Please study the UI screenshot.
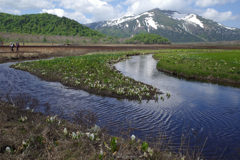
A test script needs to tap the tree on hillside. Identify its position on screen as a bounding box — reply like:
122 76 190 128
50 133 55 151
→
125 33 171 44
0 12 106 38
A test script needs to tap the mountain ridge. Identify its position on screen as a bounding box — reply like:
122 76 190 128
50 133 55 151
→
85 8 240 42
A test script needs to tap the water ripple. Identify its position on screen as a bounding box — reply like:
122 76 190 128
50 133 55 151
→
0 55 240 159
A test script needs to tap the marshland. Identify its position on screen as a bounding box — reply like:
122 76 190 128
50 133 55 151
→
0 47 240 159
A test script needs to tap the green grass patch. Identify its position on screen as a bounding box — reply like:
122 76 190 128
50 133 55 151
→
11 51 162 100
153 49 240 83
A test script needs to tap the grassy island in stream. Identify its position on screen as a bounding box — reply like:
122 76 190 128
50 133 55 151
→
153 49 240 85
11 52 162 101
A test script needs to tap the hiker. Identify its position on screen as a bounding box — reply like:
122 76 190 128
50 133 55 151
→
10 42 14 52
1 42 3 46
16 43 19 51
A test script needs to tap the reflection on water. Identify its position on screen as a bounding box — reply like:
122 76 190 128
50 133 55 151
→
115 55 240 159
0 55 240 159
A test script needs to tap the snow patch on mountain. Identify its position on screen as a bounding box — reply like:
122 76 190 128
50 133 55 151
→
102 12 155 27
218 23 236 30
136 20 141 27
145 17 158 32
167 12 204 28
181 14 204 28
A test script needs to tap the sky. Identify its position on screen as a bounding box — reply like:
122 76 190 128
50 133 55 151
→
0 0 240 28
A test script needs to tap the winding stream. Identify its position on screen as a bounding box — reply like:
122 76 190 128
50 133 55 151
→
0 55 240 159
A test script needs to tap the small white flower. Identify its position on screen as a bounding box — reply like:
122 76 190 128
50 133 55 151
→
86 132 90 137
131 135 135 141
147 147 154 157
19 116 27 122
6 147 11 153
76 131 83 138
143 152 148 158
26 107 30 110
58 121 61 126
100 149 103 156
22 141 26 145
50 117 53 122
91 125 100 133
64 128 68 136
72 132 77 139
90 133 94 141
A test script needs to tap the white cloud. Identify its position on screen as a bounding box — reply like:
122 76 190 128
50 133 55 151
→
0 8 21 14
41 9 92 23
202 8 239 21
0 0 239 26
1 0 54 10
195 0 236 8
123 0 194 16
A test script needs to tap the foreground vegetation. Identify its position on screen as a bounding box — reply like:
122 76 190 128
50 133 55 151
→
11 52 162 100
0 95 185 159
153 49 240 84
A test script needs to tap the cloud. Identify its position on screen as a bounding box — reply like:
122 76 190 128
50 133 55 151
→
1 0 54 10
0 8 21 14
123 0 193 15
202 8 239 21
41 9 92 24
195 0 236 7
58 0 124 22
1 0 239 26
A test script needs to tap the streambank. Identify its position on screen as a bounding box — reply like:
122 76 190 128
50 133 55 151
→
152 49 240 87
0 100 182 159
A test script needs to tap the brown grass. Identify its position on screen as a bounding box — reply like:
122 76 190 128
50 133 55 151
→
0 32 129 45
0 92 206 160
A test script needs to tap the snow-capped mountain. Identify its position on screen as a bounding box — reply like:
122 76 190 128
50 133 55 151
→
85 8 240 42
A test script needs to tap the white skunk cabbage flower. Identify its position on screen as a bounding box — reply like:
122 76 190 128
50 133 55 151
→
143 152 148 158
19 116 27 122
58 120 61 126
91 125 100 133
72 132 77 139
47 115 57 123
6 147 11 153
86 132 90 137
22 141 26 145
100 149 103 156
50 117 54 122
147 147 154 157
131 135 135 141
64 128 68 136
90 133 94 141
76 131 83 138
181 156 185 160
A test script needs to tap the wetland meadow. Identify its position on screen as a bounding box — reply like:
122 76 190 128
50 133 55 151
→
1 48 240 159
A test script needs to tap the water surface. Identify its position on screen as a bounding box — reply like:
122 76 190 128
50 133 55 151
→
0 55 240 159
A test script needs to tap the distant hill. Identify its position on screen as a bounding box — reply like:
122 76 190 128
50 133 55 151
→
125 33 171 44
85 8 240 43
0 12 105 37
